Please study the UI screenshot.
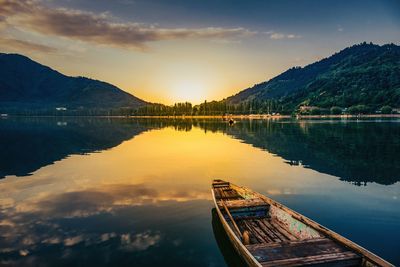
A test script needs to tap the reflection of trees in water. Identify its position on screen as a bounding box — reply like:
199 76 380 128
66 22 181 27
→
0 118 152 178
1 117 399 185
153 118 400 185
200 119 400 185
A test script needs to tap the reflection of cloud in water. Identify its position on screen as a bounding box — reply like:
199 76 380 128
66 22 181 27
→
42 237 62 245
64 236 84 246
0 198 15 209
19 249 29 256
0 183 206 258
22 184 208 217
101 232 117 242
120 231 161 251
1 222 160 256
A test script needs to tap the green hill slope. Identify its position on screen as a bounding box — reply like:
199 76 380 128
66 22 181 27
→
227 42 400 114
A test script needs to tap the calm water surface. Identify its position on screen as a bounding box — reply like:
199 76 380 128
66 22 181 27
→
0 118 399 266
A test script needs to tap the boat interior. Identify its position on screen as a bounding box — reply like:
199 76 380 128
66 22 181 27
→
212 180 363 267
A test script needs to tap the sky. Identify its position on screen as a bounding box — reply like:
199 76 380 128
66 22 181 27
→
0 0 399 104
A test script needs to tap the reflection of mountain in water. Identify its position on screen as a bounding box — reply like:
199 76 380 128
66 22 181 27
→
0 118 152 178
147 118 399 185
1 118 399 185
200 119 400 185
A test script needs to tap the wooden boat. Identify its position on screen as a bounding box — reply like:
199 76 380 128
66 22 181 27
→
211 179 394 267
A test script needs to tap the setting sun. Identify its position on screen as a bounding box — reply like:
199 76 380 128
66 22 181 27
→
172 80 206 103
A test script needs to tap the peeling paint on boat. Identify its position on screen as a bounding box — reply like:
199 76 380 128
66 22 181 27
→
269 205 322 239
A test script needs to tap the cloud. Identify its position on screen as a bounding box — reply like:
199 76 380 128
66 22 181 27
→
0 37 57 52
0 0 255 51
287 34 301 39
267 31 302 40
270 33 285 40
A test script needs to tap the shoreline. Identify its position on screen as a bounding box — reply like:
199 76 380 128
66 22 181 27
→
129 114 400 119
1 114 400 119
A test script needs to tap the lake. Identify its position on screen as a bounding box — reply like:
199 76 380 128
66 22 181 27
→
0 117 399 266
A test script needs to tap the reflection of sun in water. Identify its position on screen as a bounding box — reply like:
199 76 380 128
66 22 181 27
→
172 80 205 103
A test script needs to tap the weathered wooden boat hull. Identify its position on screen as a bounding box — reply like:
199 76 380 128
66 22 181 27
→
211 180 394 267
212 188 262 267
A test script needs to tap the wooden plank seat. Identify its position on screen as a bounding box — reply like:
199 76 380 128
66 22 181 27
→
260 252 361 267
219 199 270 219
246 238 361 267
214 187 241 199
238 218 298 244
213 180 230 188
222 198 268 209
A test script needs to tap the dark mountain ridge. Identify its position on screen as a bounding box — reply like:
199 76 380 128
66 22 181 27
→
0 53 147 110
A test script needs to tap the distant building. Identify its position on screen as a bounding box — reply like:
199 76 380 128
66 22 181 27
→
56 107 67 111
299 106 318 112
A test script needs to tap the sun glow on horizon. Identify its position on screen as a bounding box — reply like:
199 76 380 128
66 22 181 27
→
170 79 207 103
153 59 228 104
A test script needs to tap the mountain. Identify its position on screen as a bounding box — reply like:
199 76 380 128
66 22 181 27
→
226 42 400 113
0 53 147 111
